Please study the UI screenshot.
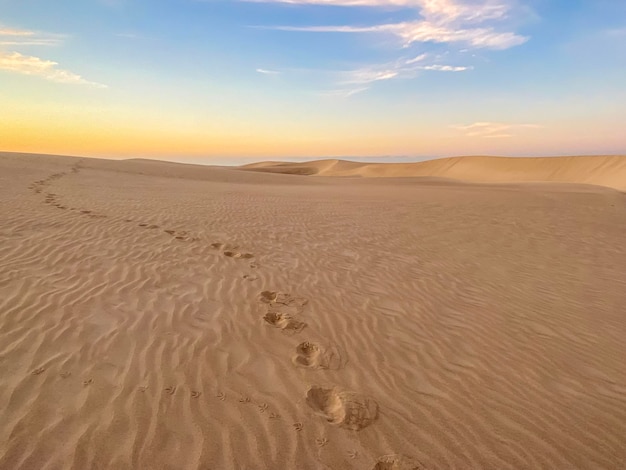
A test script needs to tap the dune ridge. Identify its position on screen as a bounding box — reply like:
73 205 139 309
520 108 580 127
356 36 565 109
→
241 155 626 191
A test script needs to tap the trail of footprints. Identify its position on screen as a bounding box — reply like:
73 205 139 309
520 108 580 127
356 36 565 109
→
29 162 107 219
254 289 421 468
26 165 419 468
28 167 257 257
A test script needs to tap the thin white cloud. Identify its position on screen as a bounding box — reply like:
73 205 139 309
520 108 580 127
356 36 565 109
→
272 20 526 49
340 53 470 85
245 0 528 93
453 122 541 137
319 86 370 98
0 28 34 36
0 26 65 46
246 0 509 23
0 51 107 88
405 52 428 64
256 68 281 74
340 68 398 84
421 64 471 71
254 0 527 49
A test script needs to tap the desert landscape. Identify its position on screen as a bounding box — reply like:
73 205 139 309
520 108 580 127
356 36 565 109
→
1 151 625 469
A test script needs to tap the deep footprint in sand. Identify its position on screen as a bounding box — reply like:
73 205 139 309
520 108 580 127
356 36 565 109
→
306 386 378 431
292 341 346 370
259 291 308 313
260 290 309 334
372 454 425 470
224 251 254 259
263 311 306 334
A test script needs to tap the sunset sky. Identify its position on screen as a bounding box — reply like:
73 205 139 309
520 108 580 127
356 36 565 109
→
1 0 625 162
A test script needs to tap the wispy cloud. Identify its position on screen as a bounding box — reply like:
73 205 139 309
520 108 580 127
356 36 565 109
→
0 26 65 47
452 121 541 138
246 0 508 22
421 64 470 71
0 51 107 88
339 52 470 85
272 21 526 49
256 68 281 74
319 86 370 98
256 0 528 49
245 1 527 94
405 52 428 64
1 25 106 88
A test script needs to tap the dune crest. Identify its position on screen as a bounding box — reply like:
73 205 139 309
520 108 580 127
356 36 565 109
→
241 155 626 190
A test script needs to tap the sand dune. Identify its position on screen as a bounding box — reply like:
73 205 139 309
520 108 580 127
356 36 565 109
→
1 151 626 469
242 155 626 191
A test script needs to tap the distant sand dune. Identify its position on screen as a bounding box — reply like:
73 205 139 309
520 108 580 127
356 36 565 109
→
241 155 626 191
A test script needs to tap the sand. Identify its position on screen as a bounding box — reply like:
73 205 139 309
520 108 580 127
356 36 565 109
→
1 151 625 469
242 155 626 191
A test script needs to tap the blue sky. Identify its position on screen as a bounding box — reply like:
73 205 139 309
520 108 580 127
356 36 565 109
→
1 0 625 161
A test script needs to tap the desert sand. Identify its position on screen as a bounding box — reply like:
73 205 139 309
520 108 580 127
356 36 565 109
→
1 151 625 470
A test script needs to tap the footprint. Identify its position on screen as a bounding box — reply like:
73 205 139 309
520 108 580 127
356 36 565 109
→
164 230 176 235
258 403 268 413
191 391 201 398
293 341 321 368
147 224 159 229
263 311 306 334
239 396 251 404
138 386 148 393
210 242 224 250
293 422 303 432
260 290 308 334
83 379 94 386
306 386 378 431
260 291 308 311
260 291 277 303
269 413 281 420
217 391 226 401
348 450 358 459
165 386 177 395
224 251 254 260
372 454 425 470
293 341 345 370
31 367 46 376
243 274 258 281
81 210 92 214
316 437 329 448
59 371 71 379
138 223 148 227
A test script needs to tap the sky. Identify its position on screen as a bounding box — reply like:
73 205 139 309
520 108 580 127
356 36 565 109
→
1 0 625 163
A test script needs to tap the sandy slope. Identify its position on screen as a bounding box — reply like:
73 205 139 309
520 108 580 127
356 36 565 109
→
242 155 626 191
1 152 626 470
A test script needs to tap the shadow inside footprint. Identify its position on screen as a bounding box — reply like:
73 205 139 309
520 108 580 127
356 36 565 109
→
263 312 306 334
224 251 254 259
306 386 378 431
373 454 425 470
293 341 345 370
260 291 278 303
294 342 322 367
